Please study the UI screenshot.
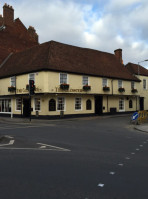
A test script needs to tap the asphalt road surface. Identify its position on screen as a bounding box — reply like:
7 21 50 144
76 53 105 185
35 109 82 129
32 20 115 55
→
0 115 147 199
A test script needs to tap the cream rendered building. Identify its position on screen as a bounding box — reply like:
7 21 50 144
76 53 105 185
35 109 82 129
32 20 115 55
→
0 41 145 119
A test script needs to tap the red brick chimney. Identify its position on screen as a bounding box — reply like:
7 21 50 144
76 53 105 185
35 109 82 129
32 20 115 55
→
3 3 14 26
28 26 38 42
114 49 123 64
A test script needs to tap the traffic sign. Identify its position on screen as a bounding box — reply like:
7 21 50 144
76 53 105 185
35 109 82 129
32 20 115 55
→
132 112 139 121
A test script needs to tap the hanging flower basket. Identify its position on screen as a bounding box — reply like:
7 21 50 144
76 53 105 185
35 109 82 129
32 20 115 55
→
118 87 125 93
60 83 69 90
103 86 110 91
83 85 91 91
131 88 138 93
8 86 16 92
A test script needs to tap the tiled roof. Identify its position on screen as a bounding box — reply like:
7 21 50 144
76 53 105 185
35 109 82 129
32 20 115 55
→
0 41 140 81
126 62 148 76
0 18 38 64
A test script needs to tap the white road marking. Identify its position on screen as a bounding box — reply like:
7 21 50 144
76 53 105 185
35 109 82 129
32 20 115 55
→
5 135 14 139
136 148 140 151
139 145 143 147
143 142 146 144
37 143 71 151
131 152 135 155
118 163 124 166
109 172 115 175
0 139 15 146
0 147 70 151
98 183 104 187
125 157 130 160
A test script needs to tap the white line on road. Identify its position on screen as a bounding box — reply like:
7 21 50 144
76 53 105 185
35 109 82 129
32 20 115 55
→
0 147 70 151
118 163 124 166
98 183 104 187
0 139 15 147
37 143 71 151
109 172 115 175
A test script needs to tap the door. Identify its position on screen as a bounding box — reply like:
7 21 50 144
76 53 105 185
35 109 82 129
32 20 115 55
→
95 96 103 115
140 97 144 110
23 98 30 117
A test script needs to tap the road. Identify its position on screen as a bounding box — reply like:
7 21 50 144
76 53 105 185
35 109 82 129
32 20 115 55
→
0 116 147 199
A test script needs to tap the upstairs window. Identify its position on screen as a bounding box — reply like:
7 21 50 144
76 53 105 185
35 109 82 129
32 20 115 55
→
29 73 35 83
143 79 147 90
10 76 16 87
60 73 67 84
82 76 88 86
118 80 123 88
131 81 135 89
102 78 108 87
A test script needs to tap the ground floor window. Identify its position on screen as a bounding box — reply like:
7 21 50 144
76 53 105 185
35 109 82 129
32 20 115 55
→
34 98 40 111
49 99 56 111
75 98 81 110
119 98 124 111
86 99 92 110
57 97 65 111
129 99 133 109
0 99 11 113
16 98 22 111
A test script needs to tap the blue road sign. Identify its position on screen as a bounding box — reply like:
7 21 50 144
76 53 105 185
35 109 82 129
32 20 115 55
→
132 112 139 121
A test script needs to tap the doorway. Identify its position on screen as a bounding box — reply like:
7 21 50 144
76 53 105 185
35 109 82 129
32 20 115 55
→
23 98 30 117
140 97 144 110
95 96 103 115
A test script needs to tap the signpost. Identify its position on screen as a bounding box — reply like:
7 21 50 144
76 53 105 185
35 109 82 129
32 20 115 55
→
131 112 139 121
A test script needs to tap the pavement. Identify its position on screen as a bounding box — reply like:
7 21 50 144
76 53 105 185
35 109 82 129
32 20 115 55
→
0 114 148 133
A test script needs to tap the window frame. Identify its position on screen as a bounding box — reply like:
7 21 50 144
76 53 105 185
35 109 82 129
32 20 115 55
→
86 99 92 110
57 97 65 111
119 98 125 112
15 98 22 111
29 73 35 84
10 76 16 87
75 97 82 111
60 73 68 85
49 99 56 111
0 99 11 113
102 78 108 87
131 81 135 89
118 80 123 88
143 79 147 90
82 76 89 86
34 98 41 111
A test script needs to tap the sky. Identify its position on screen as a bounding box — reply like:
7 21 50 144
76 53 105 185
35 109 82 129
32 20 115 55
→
1 0 148 68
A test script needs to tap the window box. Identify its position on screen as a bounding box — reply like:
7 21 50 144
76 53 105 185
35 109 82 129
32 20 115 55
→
131 88 138 93
60 83 69 90
83 85 91 91
103 86 110 91
118 87 125 93
8 86 16 92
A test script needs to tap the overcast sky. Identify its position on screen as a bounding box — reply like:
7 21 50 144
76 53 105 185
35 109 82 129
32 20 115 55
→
1 0 148 67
